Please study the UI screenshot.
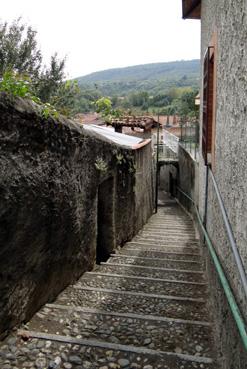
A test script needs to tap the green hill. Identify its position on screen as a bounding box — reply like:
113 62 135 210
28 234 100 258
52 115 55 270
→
76 59 200 96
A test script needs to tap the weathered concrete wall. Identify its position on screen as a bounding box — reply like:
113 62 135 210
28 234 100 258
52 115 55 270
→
0 93 154 336
198 1 247 367
159 164 178 194
177 145 199 217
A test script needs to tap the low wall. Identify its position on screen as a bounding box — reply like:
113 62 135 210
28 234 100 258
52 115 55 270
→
0 93 153 336
177 144 199 216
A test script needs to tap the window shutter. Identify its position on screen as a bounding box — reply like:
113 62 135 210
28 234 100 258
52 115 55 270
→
202 46 214 165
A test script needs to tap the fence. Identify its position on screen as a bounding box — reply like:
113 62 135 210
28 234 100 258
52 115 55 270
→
179 120 199 160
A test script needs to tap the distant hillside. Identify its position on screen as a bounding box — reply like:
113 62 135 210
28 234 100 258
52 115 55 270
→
76 60 200 96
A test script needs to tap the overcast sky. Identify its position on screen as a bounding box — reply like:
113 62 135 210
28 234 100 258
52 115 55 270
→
1 0 201 78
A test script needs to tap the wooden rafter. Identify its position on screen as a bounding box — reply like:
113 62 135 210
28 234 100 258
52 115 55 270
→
182 0 201 19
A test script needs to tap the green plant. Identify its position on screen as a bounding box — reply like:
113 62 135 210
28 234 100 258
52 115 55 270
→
0 70 59 119
128 163 137 174
116 153 124 165
94 96 124 123
0 19 79 117
0 71 33 98
95 157 108 173
41 103 59 119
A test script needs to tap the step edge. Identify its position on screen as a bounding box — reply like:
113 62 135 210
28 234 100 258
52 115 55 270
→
46 303 212 326
84 271 207 285
110 254 202 264
101 262 204 274
72 285 206 303
17 330 213 364
121 248 200 257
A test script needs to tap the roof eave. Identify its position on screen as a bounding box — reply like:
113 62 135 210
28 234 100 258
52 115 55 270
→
182 0 201 19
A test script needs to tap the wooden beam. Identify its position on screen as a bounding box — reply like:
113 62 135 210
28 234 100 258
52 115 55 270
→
182 0 201 19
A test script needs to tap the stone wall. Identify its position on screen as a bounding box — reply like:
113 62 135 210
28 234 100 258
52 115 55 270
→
198 1 247 367
0 93 154 336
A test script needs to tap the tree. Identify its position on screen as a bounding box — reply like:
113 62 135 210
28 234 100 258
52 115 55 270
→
0 18 42 79
178 90 199 118
95 97 123 122
36 53 66 103
0 18 79 117
95 97 112 117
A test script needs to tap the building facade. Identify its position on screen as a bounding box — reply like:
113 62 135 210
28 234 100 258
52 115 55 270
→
182 1 247 368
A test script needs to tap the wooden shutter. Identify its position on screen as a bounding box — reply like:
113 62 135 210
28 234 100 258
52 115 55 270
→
202 46 214 165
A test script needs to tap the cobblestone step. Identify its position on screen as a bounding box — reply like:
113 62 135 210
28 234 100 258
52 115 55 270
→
144 226 195 232
131 239 199 248
76 272 207 298
95 263 205 282
143 223 194 229
139 230 196 237
0 203 217 368
0 331 214 369
107 255 203 271
55 286 208 321
24 304 213 357
119 247 201 261
134 235 197 243
125 241 200 254
127 241 200 252
148 213 193 224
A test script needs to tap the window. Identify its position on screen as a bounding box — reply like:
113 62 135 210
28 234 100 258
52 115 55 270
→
202 46 215 165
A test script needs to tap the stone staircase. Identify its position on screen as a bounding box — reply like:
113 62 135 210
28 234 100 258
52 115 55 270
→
0 204 217 369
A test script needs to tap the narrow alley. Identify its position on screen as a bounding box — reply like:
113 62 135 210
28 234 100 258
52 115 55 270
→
0 199 216 369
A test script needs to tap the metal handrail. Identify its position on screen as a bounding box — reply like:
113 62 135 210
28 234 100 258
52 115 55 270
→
209 168 247 299
176 186 247 350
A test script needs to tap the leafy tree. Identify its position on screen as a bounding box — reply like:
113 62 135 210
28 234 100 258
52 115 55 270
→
95 97 123 122
35 53 66 103
177 90 199 118
0 18 42 79
95 97 112 117
49 80 80 116
0 18 79 117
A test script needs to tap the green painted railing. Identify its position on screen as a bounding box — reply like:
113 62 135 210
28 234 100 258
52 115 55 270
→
176 186 247 351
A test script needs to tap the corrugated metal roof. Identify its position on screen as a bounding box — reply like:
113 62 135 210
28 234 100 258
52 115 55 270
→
83 124 150 149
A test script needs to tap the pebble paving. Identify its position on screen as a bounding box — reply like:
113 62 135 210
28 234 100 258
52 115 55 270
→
95 264 205 283
0 337 213 369
118 248 201 261
55 288 208 322
106 255 202 271
0 204 217 368
25 306 213 355
75 274 207 298
126 241 200 252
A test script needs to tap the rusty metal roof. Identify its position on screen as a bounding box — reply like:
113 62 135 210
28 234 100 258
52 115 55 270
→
182 0 201 19
110 116 158 130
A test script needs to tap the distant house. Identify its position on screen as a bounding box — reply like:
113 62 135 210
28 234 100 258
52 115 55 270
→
182 1 247 368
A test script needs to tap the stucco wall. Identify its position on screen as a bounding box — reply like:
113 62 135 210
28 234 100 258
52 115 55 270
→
177 145 199 216
0 93 154 336
198 1 247 367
